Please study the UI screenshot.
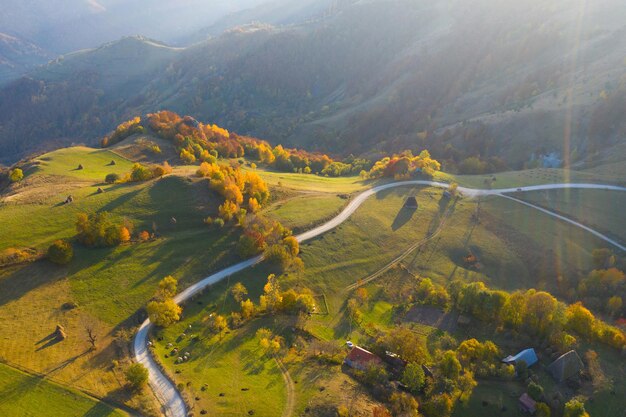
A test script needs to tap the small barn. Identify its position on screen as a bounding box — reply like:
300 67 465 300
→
548 350 583 383
383 351 407 371
519 392 537 414
403 196 418 209
344 346 383 371
502 348 538 368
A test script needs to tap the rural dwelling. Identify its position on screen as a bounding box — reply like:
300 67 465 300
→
344 346 383 371
519 392 537 414
502 348 538 368
548 350 584 383
403 196 418 209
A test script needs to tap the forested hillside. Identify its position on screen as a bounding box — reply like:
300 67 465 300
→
1 0 624 172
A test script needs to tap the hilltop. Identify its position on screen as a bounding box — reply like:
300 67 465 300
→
0 0 625 172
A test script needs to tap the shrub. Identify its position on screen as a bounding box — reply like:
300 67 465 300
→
153 162 172 177
527 381 544 401
105 173 120 184
9 168 23 182
564 397 589 417
130 163 154 182
138 231 151 241
180 149 196 164
401 362 426 394
47 240 73 265
125 363 148 390
0 247 33 265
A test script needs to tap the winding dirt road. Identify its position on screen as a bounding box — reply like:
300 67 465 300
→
134 181 626 417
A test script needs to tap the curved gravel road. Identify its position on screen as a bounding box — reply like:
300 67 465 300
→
134 180 626 417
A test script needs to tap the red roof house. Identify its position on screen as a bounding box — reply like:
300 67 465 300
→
344 346 383 371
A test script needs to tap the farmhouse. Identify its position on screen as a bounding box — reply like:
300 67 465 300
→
518 392 537 414
344 346 383 371
502 348 538 368
548 350 583 383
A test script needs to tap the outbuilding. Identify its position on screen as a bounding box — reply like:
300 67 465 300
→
519 392 537 414
548 350 583 383
502 348 538 368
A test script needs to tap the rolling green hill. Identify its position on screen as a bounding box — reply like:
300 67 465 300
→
1 0 625 172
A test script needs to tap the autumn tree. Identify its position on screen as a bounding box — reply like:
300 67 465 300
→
248 197 260 213
283 236 299 256
47 240 73 265
241 299 255 320
231 282 248 303
120 226 131 242
209 314 228 338
218 200 238 222
439 350 461 379
147 299 182 327
157 276 178 300
180 148 196 164
377 327 427 363
563 398 589 417
262 274 282 313
9 168 24 182
566 302 596 337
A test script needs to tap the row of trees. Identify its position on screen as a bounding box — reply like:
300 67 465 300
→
366 150 441 179
104 111 444 178
105 162 173 185
75 212 132 247
449 281 626 350
100 117 144 147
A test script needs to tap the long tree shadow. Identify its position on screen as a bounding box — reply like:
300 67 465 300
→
0 368 43 407
35 331 63 351
0 262 67 308
96 189 142 213
82 402 118 417
391 206 417 231
45 350 92 375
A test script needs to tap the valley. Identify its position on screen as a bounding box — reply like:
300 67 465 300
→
1 1 625 415
0 120 624 416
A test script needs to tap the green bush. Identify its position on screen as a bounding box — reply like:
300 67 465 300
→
47 240 74 265
125 363 148 390
105 173 120 184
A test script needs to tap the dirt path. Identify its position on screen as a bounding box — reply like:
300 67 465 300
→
275 357 295 417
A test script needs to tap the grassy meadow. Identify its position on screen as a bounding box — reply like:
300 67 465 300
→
0 362 127 417
151 176 625 416
517 188 626 242
2 142 625 416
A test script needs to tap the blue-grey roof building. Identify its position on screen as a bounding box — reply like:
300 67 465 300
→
502 348 538 368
